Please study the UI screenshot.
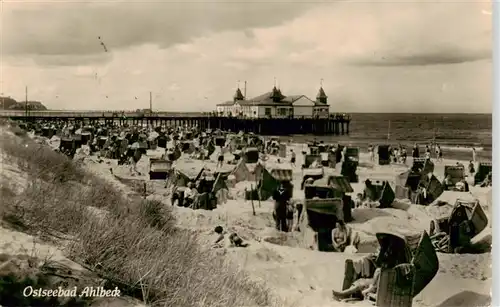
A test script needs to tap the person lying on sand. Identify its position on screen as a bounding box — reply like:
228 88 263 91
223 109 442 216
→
213 226 248 248
332 267 381 301
229 233 248 247
480 172 492 187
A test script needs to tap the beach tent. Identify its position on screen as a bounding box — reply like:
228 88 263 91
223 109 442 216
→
230 160 252 182
296 197 344 251
418 174 444 205
165 169 192 190
363 180 395 208
212 173 228 195
256 167 279 200
252 162 266 182
444 165 465 185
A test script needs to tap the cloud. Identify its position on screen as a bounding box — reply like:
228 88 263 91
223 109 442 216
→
348 49 491 67
1 0 492 113
2 0 318 65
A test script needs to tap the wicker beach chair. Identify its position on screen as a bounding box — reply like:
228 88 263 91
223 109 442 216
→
341 218 439 307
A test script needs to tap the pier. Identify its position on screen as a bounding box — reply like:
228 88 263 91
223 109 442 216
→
0 110 351 136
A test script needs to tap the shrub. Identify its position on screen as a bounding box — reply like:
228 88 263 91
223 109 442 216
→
0 123 277 307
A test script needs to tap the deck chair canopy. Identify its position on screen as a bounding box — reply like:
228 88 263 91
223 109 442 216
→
328 176 354 193
372 217 439 299
270 168 293 182
396 171 421 191
149 159 173 172
302 167 324 177
345 147 360 157
444 165 465 184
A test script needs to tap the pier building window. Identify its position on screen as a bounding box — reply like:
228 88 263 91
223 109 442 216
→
277 108 288 116
265 108 272 116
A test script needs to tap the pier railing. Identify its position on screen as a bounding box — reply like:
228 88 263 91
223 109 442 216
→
1 110 351 136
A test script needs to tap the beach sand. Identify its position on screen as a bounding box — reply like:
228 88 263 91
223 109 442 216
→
1 129 492 307
105 141 492 307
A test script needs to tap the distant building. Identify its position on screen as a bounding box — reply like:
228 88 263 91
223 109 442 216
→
216 85 329 118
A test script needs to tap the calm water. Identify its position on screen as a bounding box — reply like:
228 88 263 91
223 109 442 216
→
348 113 492 147
285 113 492 161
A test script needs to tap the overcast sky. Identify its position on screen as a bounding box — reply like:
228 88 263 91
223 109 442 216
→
1 0 492 113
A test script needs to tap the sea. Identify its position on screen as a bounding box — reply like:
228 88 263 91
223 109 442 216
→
285 113 492 161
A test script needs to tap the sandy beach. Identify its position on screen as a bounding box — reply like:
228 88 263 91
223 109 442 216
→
84 139 492 307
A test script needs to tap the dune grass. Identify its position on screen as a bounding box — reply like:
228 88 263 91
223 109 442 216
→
0 124 276 307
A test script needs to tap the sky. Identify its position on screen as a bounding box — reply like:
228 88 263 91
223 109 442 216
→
1 0 493 113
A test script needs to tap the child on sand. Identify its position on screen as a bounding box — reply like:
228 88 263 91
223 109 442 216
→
213 226 225 248
213 226 247 248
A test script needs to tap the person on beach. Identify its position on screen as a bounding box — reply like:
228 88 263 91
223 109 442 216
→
332 221 349 252
213 226 225 248
354 193 363 208
443 175 454 191
424 145 431 160
412 144 420 159
401 147 407 164
472 147 476 162
184 182 198 207
368 144 375 161
273 182 291 232
229 232 247 247
468 161 475 175
290 149 296 166
217 148 224 168
436 145 443 162
480 172 492 187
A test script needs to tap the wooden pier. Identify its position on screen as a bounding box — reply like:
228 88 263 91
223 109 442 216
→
0 111 351 136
